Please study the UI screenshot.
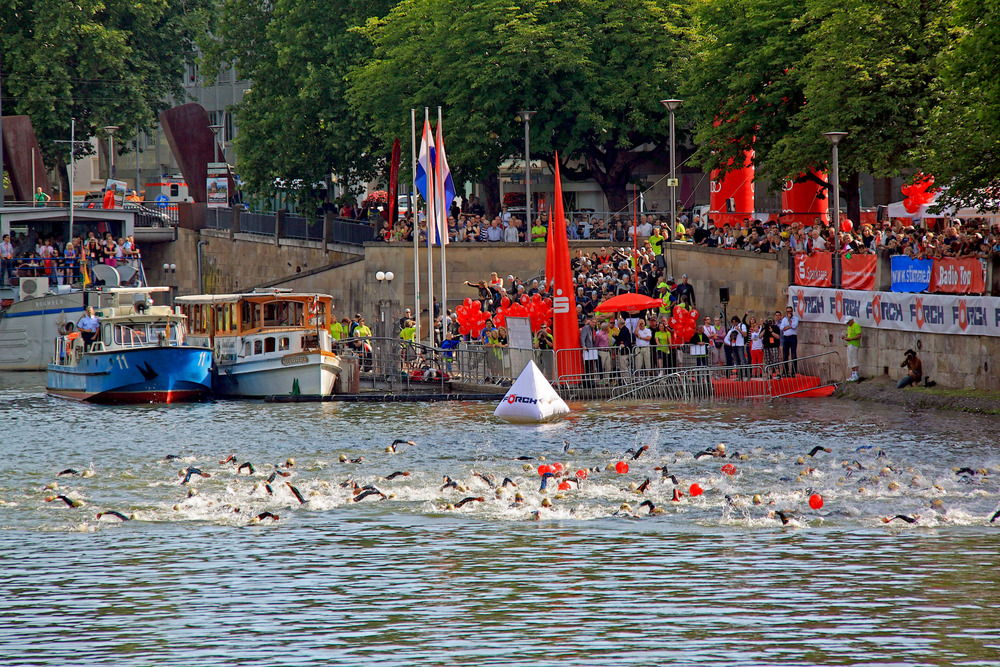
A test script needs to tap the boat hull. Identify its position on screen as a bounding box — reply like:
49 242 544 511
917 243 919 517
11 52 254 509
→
47 347 212 404
0 293 86 371
214 352 340 398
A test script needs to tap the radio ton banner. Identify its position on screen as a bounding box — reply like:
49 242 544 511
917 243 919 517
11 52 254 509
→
840 253 876 290
928 257 986 294
789 286 1000 337
794 252 832 287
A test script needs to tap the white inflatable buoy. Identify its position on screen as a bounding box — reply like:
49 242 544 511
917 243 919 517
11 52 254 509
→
494 360 570 423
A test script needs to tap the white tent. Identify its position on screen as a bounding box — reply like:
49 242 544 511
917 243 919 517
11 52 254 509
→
887 192 1000 219
494 360 570 423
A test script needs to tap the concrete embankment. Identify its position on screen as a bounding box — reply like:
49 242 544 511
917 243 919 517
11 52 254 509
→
835 376 1000 415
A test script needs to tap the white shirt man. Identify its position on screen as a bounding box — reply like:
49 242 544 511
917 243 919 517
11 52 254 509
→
637 217 653 237
633 319 652 371
503 219 520 243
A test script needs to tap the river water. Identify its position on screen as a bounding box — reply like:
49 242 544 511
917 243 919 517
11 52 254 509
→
2 372 1000 666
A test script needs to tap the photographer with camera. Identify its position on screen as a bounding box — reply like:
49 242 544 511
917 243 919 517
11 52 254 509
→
897 349 923 389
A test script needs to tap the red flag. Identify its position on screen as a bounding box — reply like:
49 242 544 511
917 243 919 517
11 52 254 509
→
387 139 401 232
549 153 583 380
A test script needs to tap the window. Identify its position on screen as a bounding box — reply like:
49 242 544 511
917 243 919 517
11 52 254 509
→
254 340 262 355
278 337 289 351
170 184 179 197
244 342 251 357
264 337 275 353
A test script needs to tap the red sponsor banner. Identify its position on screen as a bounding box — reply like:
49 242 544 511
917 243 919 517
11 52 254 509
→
794 252 832 287
929 257 986 294
841 253 876 290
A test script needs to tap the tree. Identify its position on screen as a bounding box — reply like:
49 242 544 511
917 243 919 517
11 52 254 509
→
767 0 951 221
202 0 397 201
0 0 209 193
683 0 812 182
920 0 1000 211
349 0 692 213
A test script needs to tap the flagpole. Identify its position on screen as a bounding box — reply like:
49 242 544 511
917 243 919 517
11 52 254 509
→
411 109 421 345
633 184 638 294
424 107 435 347
438 106 448 340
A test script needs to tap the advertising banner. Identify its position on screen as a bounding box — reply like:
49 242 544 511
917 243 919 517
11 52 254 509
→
789 286 1000 337
794 252 833 287
890 256 933 292
928 257 986 294
206 176 228 209
841 254 877 291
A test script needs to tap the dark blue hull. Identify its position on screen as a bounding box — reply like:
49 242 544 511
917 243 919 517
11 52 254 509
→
47 346 212 404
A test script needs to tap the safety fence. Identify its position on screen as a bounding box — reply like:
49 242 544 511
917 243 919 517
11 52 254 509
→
204 207 377 246
327 335 841 401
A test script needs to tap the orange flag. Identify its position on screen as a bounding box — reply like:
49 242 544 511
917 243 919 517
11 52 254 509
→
549 153 583 380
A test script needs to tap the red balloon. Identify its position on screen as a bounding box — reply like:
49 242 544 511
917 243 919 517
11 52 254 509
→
809 494 824 510
575 469 588 480
689 483 703 496
691 309 699 321
472 300 481 311
558 481 571 491
721 463 736 476
459 325 469 335
501 296 511 308
552 462 564 473
543 298 552 307
531 293 541 303
520 295 529 305
840 219 853 233
615 461 629 474
538 464 553 476
463 298 472 308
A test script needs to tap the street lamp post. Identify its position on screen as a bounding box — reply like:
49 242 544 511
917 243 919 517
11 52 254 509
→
209 124 224 164
517 111 536 232
375 270 395 338
660 99 682 242
102 126 119 180
823 131 848 288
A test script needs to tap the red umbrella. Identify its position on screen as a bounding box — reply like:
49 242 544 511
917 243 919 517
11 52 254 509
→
594 293 663 313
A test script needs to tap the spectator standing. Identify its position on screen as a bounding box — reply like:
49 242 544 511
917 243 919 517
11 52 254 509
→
580 317 597 375
614 316 635 374
595 321 611 377
842 315 861 382
0 234 13 286
531 220 546 243
762 315 782 374
675 274 695 307
35 187 52 207
780 306 799 376
634 318 652 371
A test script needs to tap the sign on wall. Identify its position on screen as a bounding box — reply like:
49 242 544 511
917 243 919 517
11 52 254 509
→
789 286 1000 337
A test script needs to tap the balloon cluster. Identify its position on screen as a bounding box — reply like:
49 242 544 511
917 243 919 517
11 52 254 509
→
492 294 553 332
455 298 492 338
667 305 700 345
902 173 936 214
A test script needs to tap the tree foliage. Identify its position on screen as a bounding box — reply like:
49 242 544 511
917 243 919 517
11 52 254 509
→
203 0 397 198
349 0 692 212
0 0 208 180
920 0 1000 210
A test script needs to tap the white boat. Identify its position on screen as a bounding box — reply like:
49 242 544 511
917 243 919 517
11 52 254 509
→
175 290 342 398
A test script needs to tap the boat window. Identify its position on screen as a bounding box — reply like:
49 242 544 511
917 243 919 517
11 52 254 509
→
242 301 255 331
279 336 290 351
149 324 178 345
303 334 319 350
105 323 114 345
244 341 251 357
254 340 262 355
264 337 275 353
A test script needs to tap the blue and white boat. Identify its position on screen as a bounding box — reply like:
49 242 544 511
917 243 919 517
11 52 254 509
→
46 287 212 403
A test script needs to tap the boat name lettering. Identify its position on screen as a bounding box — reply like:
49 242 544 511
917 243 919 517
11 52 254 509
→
281 354 309 366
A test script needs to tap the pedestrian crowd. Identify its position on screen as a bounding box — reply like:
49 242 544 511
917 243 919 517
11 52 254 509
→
0 230 140 287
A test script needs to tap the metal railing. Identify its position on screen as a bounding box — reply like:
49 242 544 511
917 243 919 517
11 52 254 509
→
241 211 278 236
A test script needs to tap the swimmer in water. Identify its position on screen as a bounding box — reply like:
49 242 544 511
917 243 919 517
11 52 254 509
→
165 454 183 461
219 455 237 464
391 439 417 447
287 483 306 504
630 445 650 461
511 492 525 507
883 514 919 524
671 489 683 502
57 468 80 477
636 478 651 494
255 512 279 521
501 477 517 488
46 494 83 508
385 471 411 481
807 446 832 457
473 472 496 488
662 473 679 485
454 497 485 508
353 488 386 502
440 476 459 491
638 500 657 514
539 472 555 491
990 509 1000 523
238 462 255 475
96 510 130 521
264 483 273 495
954 467 977 476
773 510 791 525
179 467 210 485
